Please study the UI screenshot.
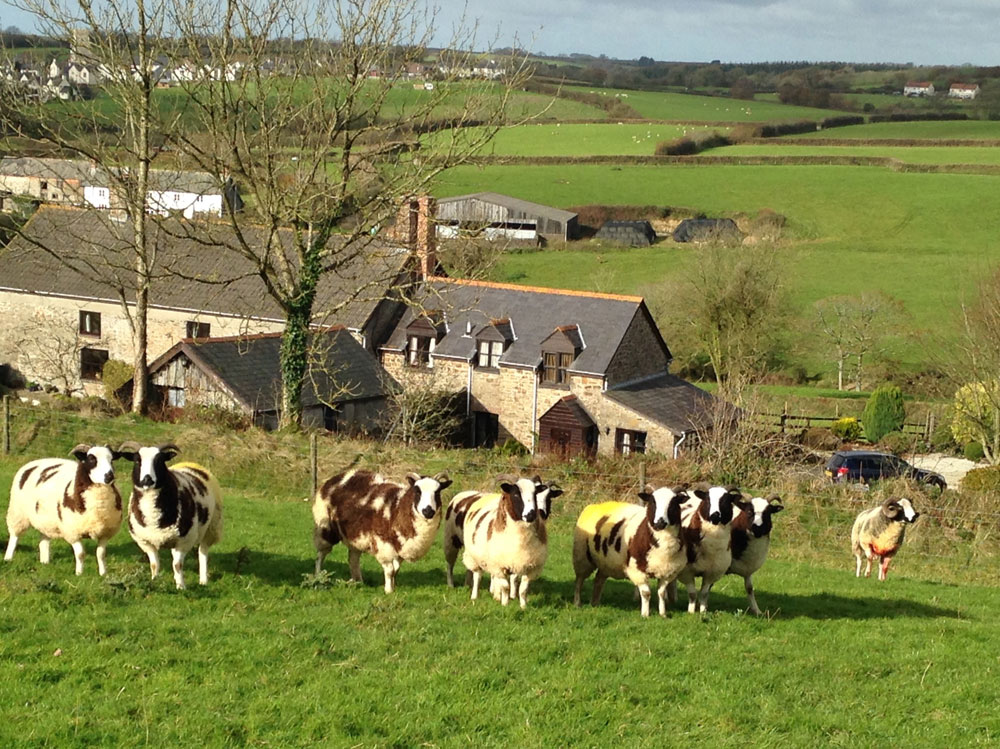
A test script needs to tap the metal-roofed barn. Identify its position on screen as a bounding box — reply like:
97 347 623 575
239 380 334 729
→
435 192 579 242
594 220 657 247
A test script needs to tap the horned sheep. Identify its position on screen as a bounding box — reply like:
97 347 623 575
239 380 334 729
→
118 443 224 589
572 484 689 618
4 445 123 576
851 497 920 581
312 467 452 593
727 495 784 615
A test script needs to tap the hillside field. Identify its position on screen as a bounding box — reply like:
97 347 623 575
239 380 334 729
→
1 406 998 746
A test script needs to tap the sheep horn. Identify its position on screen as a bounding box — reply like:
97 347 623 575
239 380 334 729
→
69 444 91 459
118 441 141 454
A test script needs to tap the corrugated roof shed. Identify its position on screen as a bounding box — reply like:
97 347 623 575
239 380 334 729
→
437 192 578 224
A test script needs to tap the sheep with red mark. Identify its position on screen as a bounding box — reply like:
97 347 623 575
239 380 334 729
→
461 477 545 608
572 485 689 618
727 495 784 615
313 467 452 593
4 445 123 576
852 497 919 581
673 484 745 614
117 443 224 589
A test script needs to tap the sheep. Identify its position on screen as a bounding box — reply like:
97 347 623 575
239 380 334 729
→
312 467 452 593
852 497 920 581
461 477 544 608
673 484 745 614
117 443 224 590
4 444 123 576
727 495 784 615
572 484 689 618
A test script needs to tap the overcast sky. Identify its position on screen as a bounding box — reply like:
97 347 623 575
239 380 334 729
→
3 0 999 66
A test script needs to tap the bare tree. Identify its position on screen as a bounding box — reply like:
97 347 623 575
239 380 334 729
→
812 292 904 391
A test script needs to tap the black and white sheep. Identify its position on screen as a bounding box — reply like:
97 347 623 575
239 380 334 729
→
727 494 784 615
851 497 919 581
117 443 224 589
4 445 123 575
312 467 452 593
572 485 689 618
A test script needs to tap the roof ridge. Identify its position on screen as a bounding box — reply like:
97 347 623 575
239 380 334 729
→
182 325 346 345
426 276 643 303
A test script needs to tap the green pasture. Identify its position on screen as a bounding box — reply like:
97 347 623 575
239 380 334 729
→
565 86 847 122
1 407 999 746
793 119 1000 140
708 143 1000 165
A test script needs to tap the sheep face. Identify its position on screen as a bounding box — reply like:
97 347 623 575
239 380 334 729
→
535 480 563 521
405 472 452 520
500 476 540 523
70 444 119 485
638 485 687 530
693 485 741 525
882 497 919 524
747 495 784 538
118 443 179 489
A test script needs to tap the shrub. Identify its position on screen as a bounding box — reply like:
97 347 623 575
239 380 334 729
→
961 466 1000 493
880 430 916 456
820 115 865 129
800 427 839 450
930 420 959 453
831 417 863 442
655 130 730 156
102 359 133 411
754 120 818 138
964 442 985 461
862 385 906 443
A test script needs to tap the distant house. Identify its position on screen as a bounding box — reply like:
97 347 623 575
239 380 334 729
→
948 83 980 100
380 277 718 457
122 328 395 432
595 220 657 247
435 192 579 242
903 81 935 97
0 157 89 207
672 218 742 244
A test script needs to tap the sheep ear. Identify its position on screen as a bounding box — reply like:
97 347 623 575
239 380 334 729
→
434 472 452 490
159 444 179 462
69 444 91 461
546 482 564 500
500 481 517 495
734 498 753 512
768 496 784 513
405 472 421 487
637 484 655 503
667 495 684 526
117 442 140 462
531 474 542 485
691 482 710 499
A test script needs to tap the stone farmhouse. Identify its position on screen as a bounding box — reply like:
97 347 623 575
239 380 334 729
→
0 205 427 397
380 277 716 458
903 81 935 97
948 83 980 100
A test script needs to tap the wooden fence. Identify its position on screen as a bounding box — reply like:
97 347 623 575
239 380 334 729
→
752 405 936 441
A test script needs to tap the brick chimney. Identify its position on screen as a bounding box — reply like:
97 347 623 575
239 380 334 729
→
396 195 437 280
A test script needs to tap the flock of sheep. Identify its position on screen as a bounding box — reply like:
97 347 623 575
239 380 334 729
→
3 443 921 615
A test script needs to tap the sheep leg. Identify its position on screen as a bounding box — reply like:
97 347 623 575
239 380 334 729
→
686 582 698 613
517 576 530 610
4 534 18 561
145 549 160 579
591 572 608 606
573 574 587 607
171 549 187 590
381 561 397 593
497 576 511 606
863 554 873 578
38 536 51 564
878 556 892 581
470 570 482 600
347 548 363 583
638 582 652 618
696 580 714 613
657 579 670 618
744 575 761 616
855 553 863 577
464 570 473 588
314 550 327 576
666 579 677 605
198 544 210 585
96 542 108 576
71 541 86 576
445 559 455 588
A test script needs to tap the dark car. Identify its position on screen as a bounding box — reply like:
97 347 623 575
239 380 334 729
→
825 450 947 490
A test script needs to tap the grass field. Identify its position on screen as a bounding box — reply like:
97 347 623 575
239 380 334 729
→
1 406 998 746
707 144 1000 165
792 120 1000 139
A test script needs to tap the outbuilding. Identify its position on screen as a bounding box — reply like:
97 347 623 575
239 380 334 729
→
435 192 579 242
594 220 657 247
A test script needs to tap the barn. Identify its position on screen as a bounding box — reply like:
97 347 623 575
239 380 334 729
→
435 192 579 242
672 218 742 244
594 220 657 247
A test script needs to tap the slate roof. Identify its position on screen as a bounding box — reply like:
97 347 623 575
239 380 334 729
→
1 206 414 330
143 328 393 413
437 192 578 223
0 157 225 194
672 218 741 243
604 373 717 436
0 156 92 182
381 277 669 376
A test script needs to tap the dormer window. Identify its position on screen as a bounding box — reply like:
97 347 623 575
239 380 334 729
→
539 325 583 387
406 311 445 368
477 340 504 368
541 351 573 384
475 318 513 370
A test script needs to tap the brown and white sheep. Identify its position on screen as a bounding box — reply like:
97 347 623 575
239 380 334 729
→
851 497 919 581
572 485 689 618
4 445 123 575
118 443 224 589
312 467 452 593
727 495 784 615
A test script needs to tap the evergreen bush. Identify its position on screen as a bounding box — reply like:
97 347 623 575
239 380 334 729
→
862 385 906 443
831 417 862 441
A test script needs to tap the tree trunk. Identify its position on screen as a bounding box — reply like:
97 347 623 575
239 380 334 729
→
132 283 149 414
836 347 844 391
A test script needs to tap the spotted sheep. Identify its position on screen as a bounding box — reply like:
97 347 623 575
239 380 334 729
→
572 485 689 618
118 443 224 589
461 477 546 608
443 476 560 590
4 445 124 576
727 495 784 615
673 484 745 614
312 468 452 593
852 497 919 581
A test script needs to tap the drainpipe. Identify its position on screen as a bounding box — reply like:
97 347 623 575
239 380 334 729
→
531 366 539 455
466 361 472 416
673 430 688 460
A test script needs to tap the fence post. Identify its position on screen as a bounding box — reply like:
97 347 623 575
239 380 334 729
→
779 402 788 434
2 395 9 456
309 433 318 499
638 460 646 490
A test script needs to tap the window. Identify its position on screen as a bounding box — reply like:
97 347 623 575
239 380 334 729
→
186 321 210 339
477 339 504 369
541 352 574 385
407 334 435 367
80 347 109 381
166 387 186 407
40 180 48 191
79 311 101 337
616 429 647 456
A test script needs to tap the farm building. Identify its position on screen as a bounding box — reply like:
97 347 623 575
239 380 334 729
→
948 83 980 99
672 218 742 243
903 81 935 97
435 192 579 242
119 328 395 432
594 220 657 247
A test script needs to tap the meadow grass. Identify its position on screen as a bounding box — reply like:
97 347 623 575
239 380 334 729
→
707 144 1000 165
792 120 1000 139
1 407 998 746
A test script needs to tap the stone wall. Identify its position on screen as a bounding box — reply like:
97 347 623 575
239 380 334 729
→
604 307 671 387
